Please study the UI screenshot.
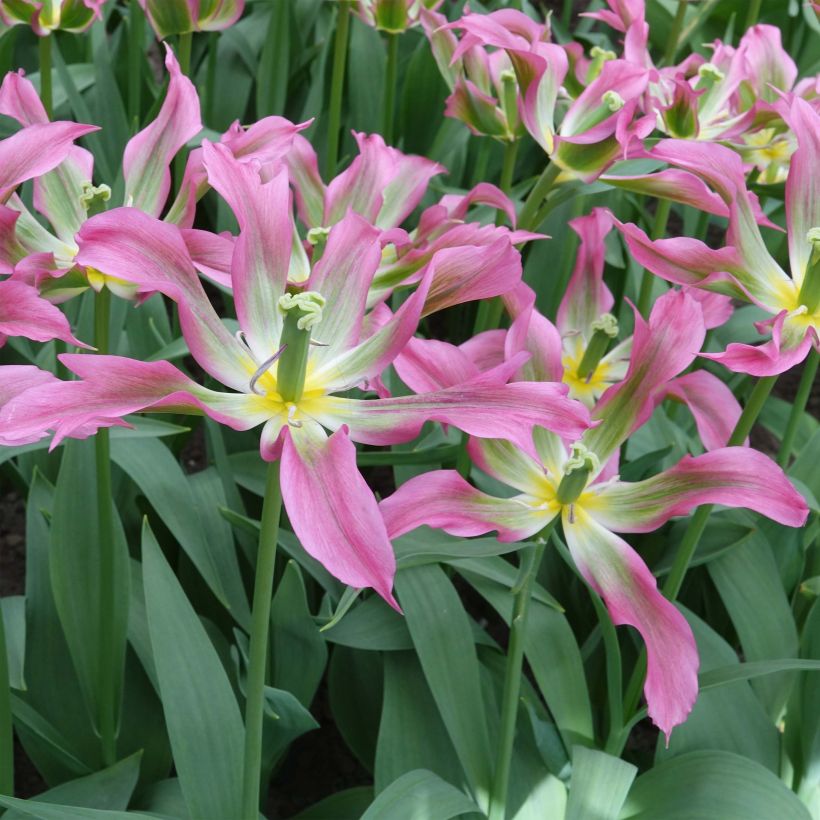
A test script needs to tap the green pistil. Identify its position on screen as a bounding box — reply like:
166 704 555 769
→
588 46 616 81
80 182 112 217
603 90 625 113
556 443 599 505
500 69 519 138
577 313 618 380
798 228 820 314
276 291 325 402
696 62 725 91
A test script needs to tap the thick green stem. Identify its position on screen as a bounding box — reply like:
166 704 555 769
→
744 0 764 29
472 139 491 186
0 603 13 796
382 32 399 145
637 199 672 317
240 461 283 819
778 349 818 468
326 0 351 176
518 162 560 231
127 0 144 130
487 532 551 820
623 374 778 718
498 139 519 197
39 34 53 118
662 0 688 66
94 287 117 766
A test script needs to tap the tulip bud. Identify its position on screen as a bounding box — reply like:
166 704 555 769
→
139 0 244 39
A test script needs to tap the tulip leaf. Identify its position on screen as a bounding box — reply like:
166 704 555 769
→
565 746 636 820
292 787 374 819
1 595 25 691
362 769 480 820
0 798 159 820
141 520 244 820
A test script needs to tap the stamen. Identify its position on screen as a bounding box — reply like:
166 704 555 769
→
286 404 302 428
249 344 287 395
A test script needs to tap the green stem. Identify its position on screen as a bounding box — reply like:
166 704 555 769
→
127 0 144 130
326 0 351 176
744 0 764 28
637 199 672 317
472 139 491 186
518 162 560 231
623 373 778 718
487 533 550 820
498 140 519 201
94 287 117 767
204 32 218 127
241 460 283 819
39 34 53 118
382 32 399 145
0 603 13 796
778 349 818 468
662 0 688 66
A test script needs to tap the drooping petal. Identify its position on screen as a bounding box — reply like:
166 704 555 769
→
503 282 564 383
0 355 270 447
181 228 234 289
201 140 291 361
584 289 706 465
586 447 809 532
122 43 202 218
393 336 480 393
0 121 99 202
0 364 58 411
467 436 555 497
75 208 254 391
662 370 743 451
281 422 399 608
562 507 699 741
0 280 87 347
381 469 553 542
285 134 325 229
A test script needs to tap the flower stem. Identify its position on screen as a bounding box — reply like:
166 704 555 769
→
204 32 218 127
326 0 351 176
127 0 144 130
498 139 519 196
382 32 399 145
623 373 778 717
0 603 13 796
39 34 53 118
94 286 117 767
637 199 672 317
517 162 560 231
487 532 551 820
472 139 491 186
777 349 818 468
241 460 283 819
662 0 688 66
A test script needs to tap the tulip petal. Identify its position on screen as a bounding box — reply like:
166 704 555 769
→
563 507 699 740
381 469 553 542
181 227 234 289
393 336 480 393
586 448 809 532
0 365 58 410
468 436 555 497
0 280 87 347
281 422 399 608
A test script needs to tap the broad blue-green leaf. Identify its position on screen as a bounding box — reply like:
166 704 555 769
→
49 439 130 749
1 596 25 690
565 746 636 820
293 787 374 819
620 750 811 819
141 521 243 820
362 770 480 820
396 565 493 805
0 798 159 820
262 686 319 768
256 0 290 117
323 595 413 651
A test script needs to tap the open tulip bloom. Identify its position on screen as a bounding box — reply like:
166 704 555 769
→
381 289 809 738
0 142 592 606
614 95 820 376
0 0 107 35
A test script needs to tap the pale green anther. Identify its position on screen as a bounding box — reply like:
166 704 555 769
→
275 291 325 402
588 46 616 81
603 90 625 113
556 443 599 505
500 69 520 137
798 228 820 313
577 313 618 379
80 182 112 216
306 226 332 247
697 62 725 83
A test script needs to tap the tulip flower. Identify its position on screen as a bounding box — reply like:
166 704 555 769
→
381 289 809 739
0 0 106 35
0 144 591 604
613 96 820 376
356 0 441 33
139 0 244 39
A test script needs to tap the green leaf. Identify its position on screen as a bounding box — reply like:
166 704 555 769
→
620 750 811 819
1 596 25 690
362 770 480 820
700 659 820 690
396 565 493 805
0 798 159 820
393 529 521 570
1 753 141 819
141 520 243 820
292 786 374 819
565 746 636 820
792 426 820 500
323 595 413 651
346 18 385 134
256 0 290 117
49 439 130 746
111 437 250 628
262 686 319 767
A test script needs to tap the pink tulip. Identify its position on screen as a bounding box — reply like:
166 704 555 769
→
0 0 106 35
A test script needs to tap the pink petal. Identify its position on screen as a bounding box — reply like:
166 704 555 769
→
0 364 57 410
285 134 325 229
381 469 551 542
181 228 234 289
0 280 87 347
281 422 399 608
503 282 564 383
703 324 817 377
563 507 699 741
588 447 809 532
123 44 202 218
393 336 480 393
